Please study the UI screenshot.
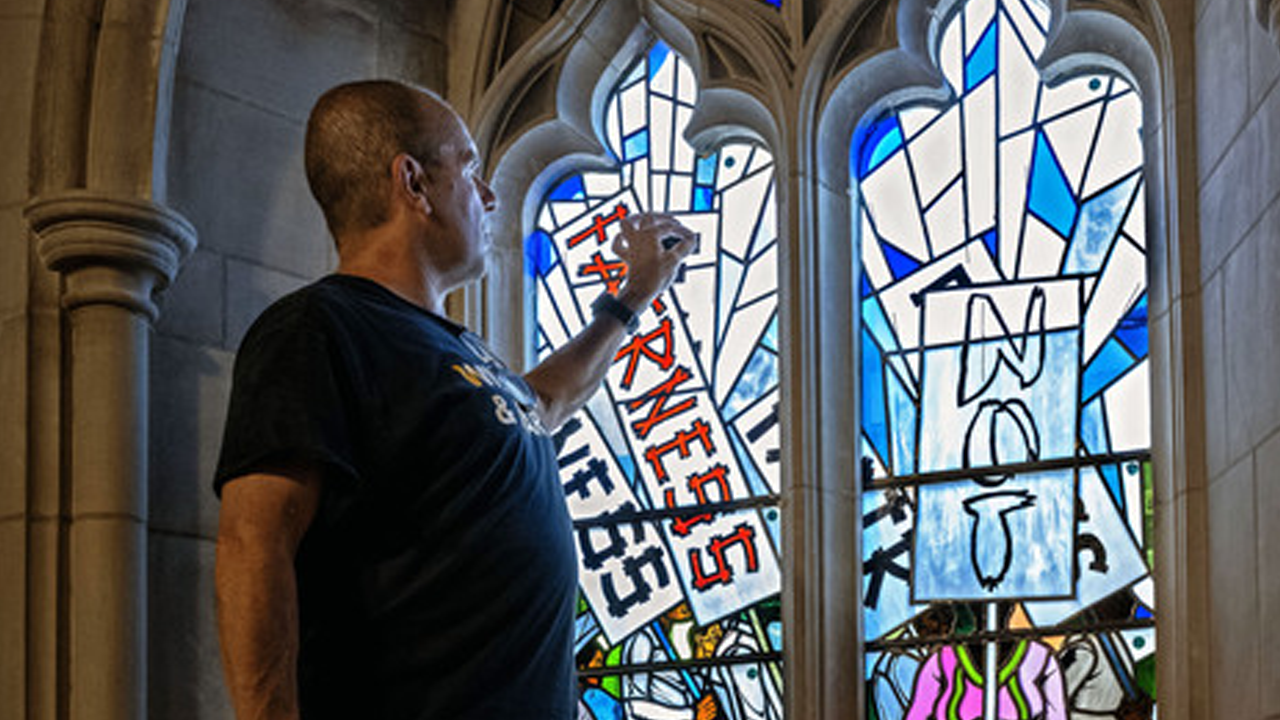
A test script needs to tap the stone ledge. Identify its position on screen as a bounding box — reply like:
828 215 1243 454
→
24 190 197 320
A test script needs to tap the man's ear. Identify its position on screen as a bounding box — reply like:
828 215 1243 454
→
393 153 432 216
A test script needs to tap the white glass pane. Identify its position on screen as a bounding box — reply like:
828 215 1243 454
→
673 105 696 171
998 131 1035 276
620 82 647 135
1082 91 1144 197
924 180 966 256
962 80 997 238
899 105 941 140
908 103 963 206
1105 360 1151 451
863 152 930 261
649 97 674 171
1083 236 1145 361
964 0 997 56
1043 95 1103 195
1018 214 1068 278
1039 75 1108 122
583 171 621 197
1003 0 1047 58
997 15 1040 135
721 168 772 258
939 14 965 92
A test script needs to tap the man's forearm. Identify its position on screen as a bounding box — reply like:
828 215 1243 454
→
525 296 635 431
215 536 303 720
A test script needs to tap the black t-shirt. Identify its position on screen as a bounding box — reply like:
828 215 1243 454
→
214 274 577 720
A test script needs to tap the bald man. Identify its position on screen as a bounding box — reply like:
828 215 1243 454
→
213 80 697 720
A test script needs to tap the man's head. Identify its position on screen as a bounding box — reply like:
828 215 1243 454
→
304 80 497 289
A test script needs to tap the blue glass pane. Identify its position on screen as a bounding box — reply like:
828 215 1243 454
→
696 153 718 184
1064 173 1139 274
623 130 649 161
762 316 778 352
1028 131 1078 237
1100 462 1124 515
647 43 670 79
860 270 874 298
693 186 714 211
980 228 999 265
862 295 900 354
862 330 891 466
964 21 998 90
1114 293 1149 359
880 241 922 280
549 175 585 201
856 116 904 179
1081 337 1135 401
524 229 557 278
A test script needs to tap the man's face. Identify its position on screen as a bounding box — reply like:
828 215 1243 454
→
421 105 497 285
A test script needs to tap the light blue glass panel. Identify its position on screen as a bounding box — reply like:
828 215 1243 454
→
914 470 1075 600
623 130 649 161
1064 172 1140 274
1023 464 1149 626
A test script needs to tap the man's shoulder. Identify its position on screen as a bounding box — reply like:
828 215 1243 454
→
235 277 360 351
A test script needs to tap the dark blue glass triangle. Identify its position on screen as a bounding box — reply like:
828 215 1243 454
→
861 270 874 298
881 241 923 281
1100 463 1125 516
548 175 584 201
965 21 998 91
1028 131 1079 238
1082 338 1135 402
1114 294 1149 359
647 43 670 78
981 229 999 263
1135 604 1153 620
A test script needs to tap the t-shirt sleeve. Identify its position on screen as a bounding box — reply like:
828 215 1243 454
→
213 300 360 497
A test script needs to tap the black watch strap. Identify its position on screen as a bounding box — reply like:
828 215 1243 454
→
592 293 639 333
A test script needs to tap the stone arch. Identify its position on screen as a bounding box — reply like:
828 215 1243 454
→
17 1 196 718
809 0 1209 716
473 0 790 366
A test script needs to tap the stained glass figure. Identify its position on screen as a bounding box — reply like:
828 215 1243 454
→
855 0 1155 717
531 41 784 718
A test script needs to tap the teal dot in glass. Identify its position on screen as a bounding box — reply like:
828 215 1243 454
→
1090 78 1102 91
748 668 759 679
767 509 778 521
1134 636 1146 649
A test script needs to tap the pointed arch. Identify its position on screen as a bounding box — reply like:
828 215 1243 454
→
811 0 1209 716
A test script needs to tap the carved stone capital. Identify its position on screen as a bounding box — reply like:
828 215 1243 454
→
1263 0 1280 46
24 191 197 321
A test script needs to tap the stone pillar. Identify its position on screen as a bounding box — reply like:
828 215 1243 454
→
1262 0 1280 45
24 190 195 720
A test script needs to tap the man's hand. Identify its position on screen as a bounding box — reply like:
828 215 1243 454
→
525 212 697 431
612 212 699 313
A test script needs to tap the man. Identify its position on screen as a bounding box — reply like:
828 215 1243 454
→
213 80 696 720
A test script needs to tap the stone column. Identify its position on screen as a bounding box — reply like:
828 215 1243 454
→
1262 0 1280 45
24 190 195 720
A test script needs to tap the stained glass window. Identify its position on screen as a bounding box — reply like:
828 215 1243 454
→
529 41 784 719
855 0 1156 718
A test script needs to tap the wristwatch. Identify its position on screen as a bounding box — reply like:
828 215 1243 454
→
592 293 639 333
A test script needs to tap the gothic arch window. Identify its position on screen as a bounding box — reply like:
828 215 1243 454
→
853 0 1157 717
526 40 785 718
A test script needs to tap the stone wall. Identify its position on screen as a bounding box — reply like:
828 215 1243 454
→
149 0 448 715
1195 0 1280 715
